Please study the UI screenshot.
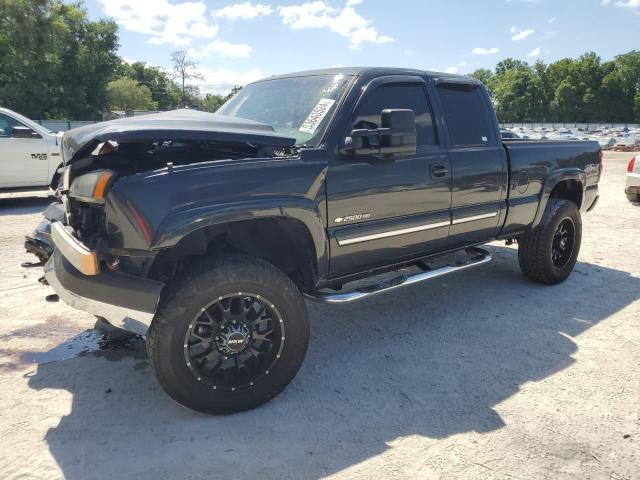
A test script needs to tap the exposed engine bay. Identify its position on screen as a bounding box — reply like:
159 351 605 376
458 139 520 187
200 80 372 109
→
26 110 300 264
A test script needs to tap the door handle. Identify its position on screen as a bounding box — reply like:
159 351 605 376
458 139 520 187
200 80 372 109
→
430 164 449 178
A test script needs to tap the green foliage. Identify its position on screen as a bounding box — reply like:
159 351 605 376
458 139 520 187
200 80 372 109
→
106 78 157 111
0 0 119 120
117 61 181 110
473 50 640 123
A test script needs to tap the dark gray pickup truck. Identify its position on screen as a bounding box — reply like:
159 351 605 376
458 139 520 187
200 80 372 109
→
35 68 601 413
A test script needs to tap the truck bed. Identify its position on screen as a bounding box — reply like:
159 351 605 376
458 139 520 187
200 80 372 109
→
500 139 601 236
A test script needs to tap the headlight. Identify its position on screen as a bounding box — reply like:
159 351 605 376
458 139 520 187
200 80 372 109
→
69 170 116 204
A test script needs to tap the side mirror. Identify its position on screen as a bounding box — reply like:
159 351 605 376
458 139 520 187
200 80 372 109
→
12 126 41 139
379 109 416 156
343 109 416 157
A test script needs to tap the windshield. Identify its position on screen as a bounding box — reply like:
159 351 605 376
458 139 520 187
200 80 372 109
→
217 74 353 146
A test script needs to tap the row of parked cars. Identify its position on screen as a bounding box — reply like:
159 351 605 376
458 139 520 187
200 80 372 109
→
501 126 640 151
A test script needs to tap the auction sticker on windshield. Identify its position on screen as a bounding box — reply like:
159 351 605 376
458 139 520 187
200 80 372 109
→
299 98 336 134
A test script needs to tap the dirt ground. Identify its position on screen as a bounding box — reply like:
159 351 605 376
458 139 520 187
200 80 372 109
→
0 152 638 480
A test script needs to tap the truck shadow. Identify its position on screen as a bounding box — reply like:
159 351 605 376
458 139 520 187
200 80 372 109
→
0 194 52 216
26 245 640 479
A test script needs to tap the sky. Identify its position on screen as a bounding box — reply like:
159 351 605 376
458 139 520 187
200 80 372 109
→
80 0 640 94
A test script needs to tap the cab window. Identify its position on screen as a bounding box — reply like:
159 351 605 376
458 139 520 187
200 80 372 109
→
353 84 437 146
0 114 22 137
437 83 493 147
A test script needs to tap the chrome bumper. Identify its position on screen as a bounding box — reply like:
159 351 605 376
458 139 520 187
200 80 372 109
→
51 221 99 275
45 250 163 335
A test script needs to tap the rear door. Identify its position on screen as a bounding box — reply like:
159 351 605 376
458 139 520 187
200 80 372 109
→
0 113 49 187
326 75 452 277
433 79 507 247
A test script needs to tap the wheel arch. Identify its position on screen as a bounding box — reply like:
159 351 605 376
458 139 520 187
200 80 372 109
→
532 169 585 229
150 213 327 291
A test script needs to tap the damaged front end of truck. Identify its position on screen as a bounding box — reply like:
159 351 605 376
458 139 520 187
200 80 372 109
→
29 109 301 333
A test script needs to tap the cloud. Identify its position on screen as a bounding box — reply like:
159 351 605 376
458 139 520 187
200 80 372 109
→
510 25 517 33
188 40 252 59
547 16 557 24
278 0 393 50
528 47 541 57
215 2 273 20
100 0 218 46
613 0 640 7
511 28 534 41
472 47 499 55
191 67 263 94
601 0 639 6
444 60 467 74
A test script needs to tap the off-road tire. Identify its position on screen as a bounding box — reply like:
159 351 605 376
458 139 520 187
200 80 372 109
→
147 254 309 414
627 192 640 203
518 199 582 284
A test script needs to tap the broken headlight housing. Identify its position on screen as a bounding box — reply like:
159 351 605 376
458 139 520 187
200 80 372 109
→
69 170 116 204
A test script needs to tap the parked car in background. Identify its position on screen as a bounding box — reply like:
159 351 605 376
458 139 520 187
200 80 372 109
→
627 155 640 202
500 129 521 139
0 107 63 190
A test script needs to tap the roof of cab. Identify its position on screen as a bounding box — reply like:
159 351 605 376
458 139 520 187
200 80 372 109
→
254 67 475 84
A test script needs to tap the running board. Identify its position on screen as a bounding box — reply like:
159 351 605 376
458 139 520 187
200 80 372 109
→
306 247 491 304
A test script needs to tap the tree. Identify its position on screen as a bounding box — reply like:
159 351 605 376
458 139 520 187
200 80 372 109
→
171 50 203 102
117 60 182 110
0 0 119 119
477 51 640 123
200 94 227 113
106 78 157 111
470 69 493 94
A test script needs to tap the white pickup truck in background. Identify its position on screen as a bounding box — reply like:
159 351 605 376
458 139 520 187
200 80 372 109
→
0 107 64 190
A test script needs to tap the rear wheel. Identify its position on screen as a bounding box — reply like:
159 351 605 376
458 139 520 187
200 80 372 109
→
518 199 582 284
147 255 309 414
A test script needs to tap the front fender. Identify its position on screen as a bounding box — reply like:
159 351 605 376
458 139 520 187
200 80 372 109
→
532 168 585 229
151 196 329 278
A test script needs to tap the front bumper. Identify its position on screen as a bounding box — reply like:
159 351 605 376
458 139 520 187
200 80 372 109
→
45 247 163 336
24 202 66 263
626 173 640 194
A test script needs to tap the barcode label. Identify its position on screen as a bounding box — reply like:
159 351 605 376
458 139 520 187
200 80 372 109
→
299 98 336 134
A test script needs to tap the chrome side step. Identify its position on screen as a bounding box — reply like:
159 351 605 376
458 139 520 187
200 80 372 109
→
306 247 491 304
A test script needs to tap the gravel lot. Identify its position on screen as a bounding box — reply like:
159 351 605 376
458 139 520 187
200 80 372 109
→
0 152 638 480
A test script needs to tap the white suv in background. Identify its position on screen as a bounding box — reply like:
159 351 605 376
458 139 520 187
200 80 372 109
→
0 107 64 190
627 155 640 203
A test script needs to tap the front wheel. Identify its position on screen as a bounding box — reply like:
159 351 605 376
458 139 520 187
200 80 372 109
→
518 199 582 284
147 255 309 414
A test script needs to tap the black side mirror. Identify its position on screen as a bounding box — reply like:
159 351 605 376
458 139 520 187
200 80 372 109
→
343 109 416 157
12 126 41 139
379 109 416 156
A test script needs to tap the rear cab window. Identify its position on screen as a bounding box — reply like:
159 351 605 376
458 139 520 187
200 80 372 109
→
436 83 494 148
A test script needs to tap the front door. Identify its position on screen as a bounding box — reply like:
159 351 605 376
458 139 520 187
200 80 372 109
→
326 76 452 278
0 113 49 187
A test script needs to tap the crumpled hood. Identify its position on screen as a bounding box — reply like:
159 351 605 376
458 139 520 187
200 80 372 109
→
62 109 296 163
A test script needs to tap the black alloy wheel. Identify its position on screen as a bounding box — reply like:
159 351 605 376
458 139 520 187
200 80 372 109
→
184 293 285 391
551 217 575 268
